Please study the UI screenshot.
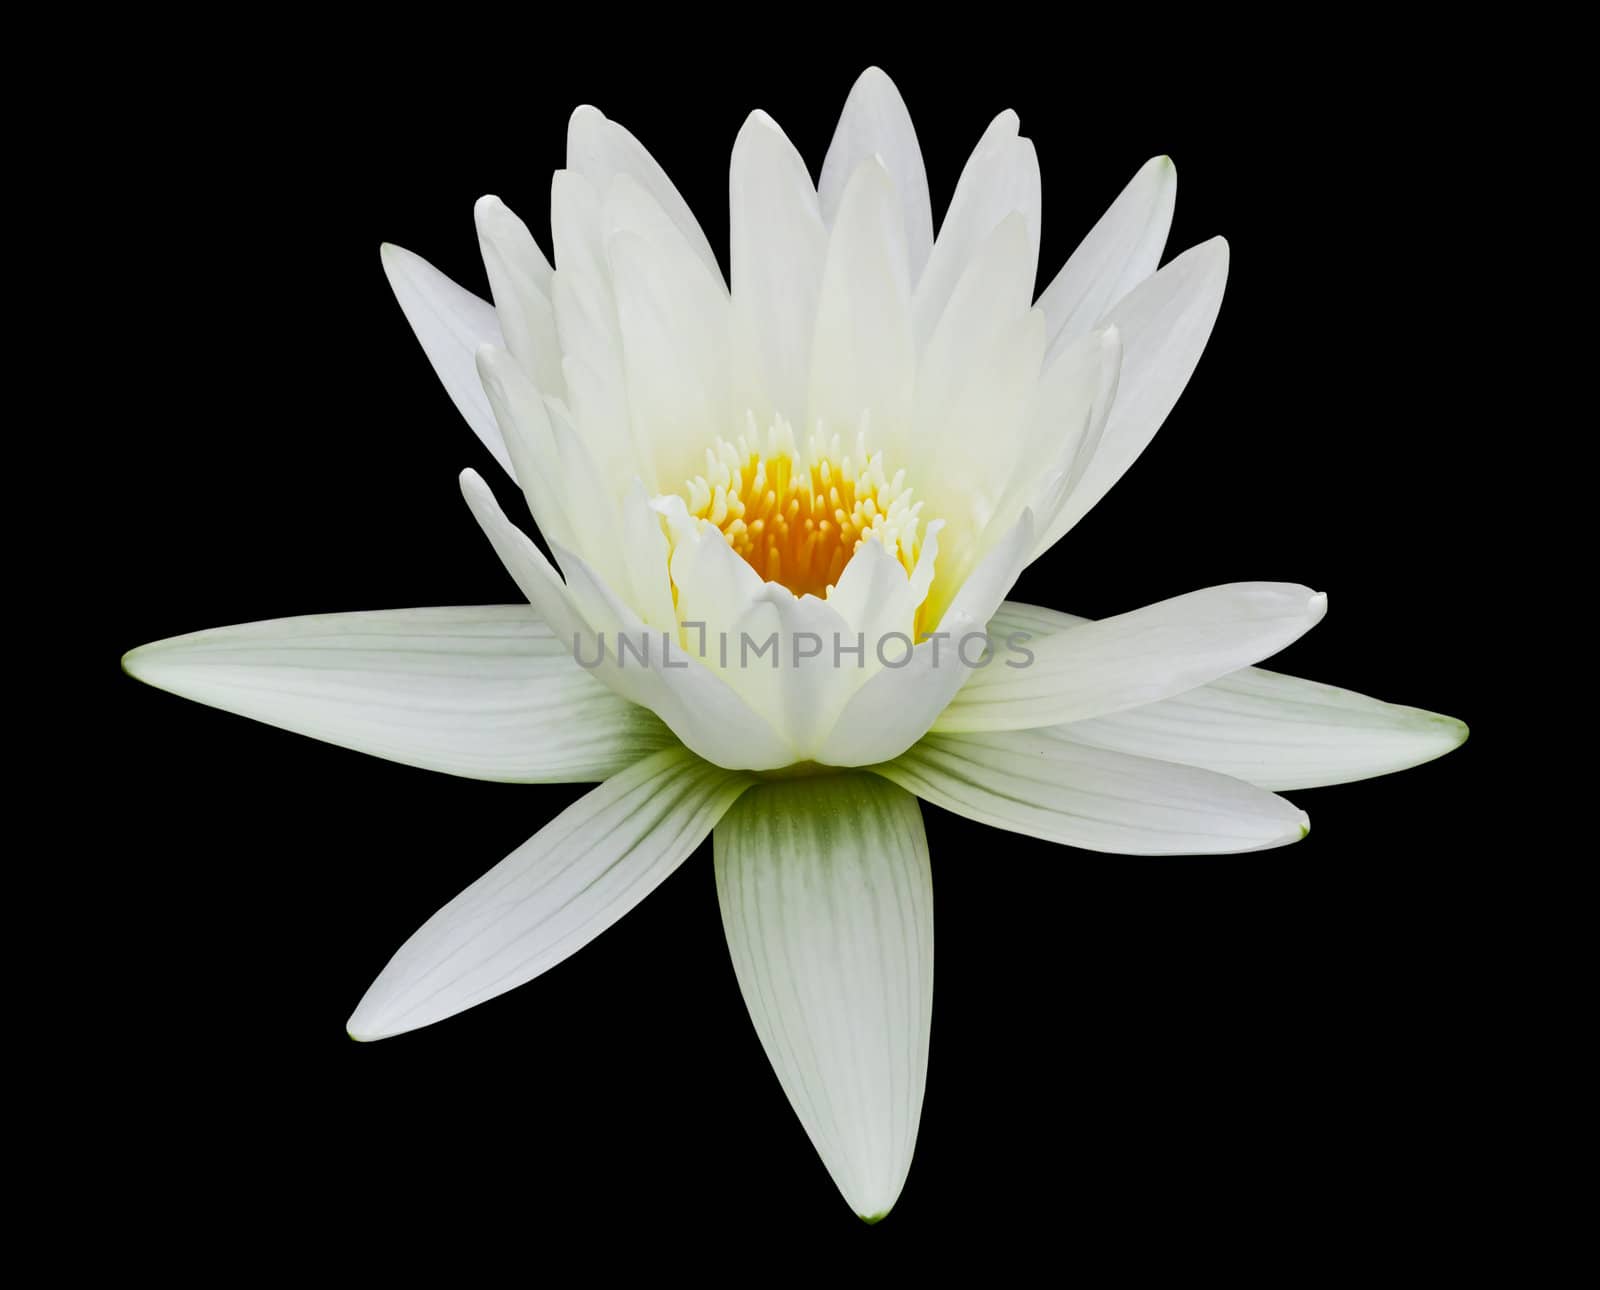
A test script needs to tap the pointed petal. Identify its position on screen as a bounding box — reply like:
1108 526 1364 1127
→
936 582 1327 732
875 731 1308 855
1036 155 1176 350
566 104 723 284
1060 670 1470 791
818 66 933 281
730 111 828 427
714 772 932 1221
808 158 915 446
474 195 565 401
349 747 751 1040
380 243 513 476
986 599 1469 789
601 172 734 491
548 170 648 490
121 606 670 782
1034 237 1229 557
912 111 1040 351
986 600 1467 789
982 325 1123 568
606 216 730 495
458 468 593 649
914 214 1045 545
475 343 580 553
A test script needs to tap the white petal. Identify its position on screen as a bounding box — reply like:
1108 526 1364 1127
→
601 175 732 494
457 469 596 655
1034 237 1229 557
121 606 668 782
606 213 730 494
1059 671 1469 791
1036 155 1176 351
729 111 828 427
912 111 1041 351
875 731 1308 854
380 243 513 476
549 171 643 490
988 600 1468 790
474 195 566 402
818 66 933 281
620 478 679 633
987 325 1123 559
566 104 724 285
936 582 1327 732
914 214 1045 551
475 343 579 552
476 347 652 621
714 772 932 1221
808 158 915 448
348 747 751 1040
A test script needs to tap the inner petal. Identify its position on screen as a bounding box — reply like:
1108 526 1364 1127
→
672 419 926 600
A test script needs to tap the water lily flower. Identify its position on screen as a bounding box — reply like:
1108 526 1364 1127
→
122 67 1467 1222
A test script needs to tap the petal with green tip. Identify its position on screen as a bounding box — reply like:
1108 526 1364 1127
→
715 773 933 1221
988 601 1469 789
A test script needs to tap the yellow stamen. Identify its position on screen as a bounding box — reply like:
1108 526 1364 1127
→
678 422 923 600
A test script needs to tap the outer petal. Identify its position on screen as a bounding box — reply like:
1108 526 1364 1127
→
566 104 723 285
476 344 590 560
818 66 933 281
606 198 730 494
380 243 513 476
1035 155 1176 351
473 195 565 402
714 772 933 1222
912 110 1040 351
992 326 1123 548
1058 673 1469 791
807 158 915 450
936 582 1327 732
1034 237 1230 558
549 171 648 491
874 731 1309 855
989 600 1469 790
121 606 671 782
348 746 752 1040
479 349 676 635
729 111 828 428
914 214 1045 536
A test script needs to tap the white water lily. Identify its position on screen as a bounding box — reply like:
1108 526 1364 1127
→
122 68 1467 1221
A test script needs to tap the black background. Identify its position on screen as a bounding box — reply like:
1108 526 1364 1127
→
104 36 1510 1264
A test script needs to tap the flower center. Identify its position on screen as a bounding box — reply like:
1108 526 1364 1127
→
681 421 924 599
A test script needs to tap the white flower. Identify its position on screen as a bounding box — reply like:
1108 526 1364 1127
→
122 68 1467 1222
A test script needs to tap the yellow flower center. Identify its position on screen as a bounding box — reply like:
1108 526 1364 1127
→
682 422 924 599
